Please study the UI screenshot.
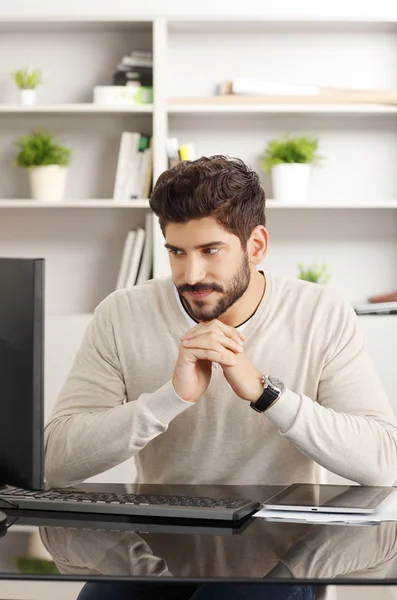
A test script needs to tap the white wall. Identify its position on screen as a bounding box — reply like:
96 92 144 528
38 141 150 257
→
1 0 397 19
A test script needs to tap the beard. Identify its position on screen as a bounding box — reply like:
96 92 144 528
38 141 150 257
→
177 252 251 322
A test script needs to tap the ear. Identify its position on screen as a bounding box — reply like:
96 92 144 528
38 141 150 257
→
247 226 269 265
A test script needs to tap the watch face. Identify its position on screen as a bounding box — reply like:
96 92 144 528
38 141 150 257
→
268 375 285 393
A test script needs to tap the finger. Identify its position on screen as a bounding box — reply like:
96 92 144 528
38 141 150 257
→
212 320 246 343
180 325 244 346
182 332 243 354
181 320 245 345
184 346 237 367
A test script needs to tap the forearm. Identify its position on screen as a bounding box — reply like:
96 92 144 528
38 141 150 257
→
44 380 191 487
265 390 397 485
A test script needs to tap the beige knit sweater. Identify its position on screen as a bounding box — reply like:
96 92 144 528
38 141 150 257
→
44 272 397 488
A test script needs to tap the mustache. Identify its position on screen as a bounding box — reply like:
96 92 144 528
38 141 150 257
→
178 284 223 294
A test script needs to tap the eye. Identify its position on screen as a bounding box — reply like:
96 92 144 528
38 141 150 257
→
167 249 184 256
203 248 220 255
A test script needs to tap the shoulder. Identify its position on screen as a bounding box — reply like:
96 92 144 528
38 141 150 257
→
268 272 360 358
268 272 357 342
92 276 172 323
269 271 352 315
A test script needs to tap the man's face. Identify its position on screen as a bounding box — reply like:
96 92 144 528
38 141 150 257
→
165 218 252 322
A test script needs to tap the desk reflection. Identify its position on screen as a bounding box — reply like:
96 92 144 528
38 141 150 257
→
39 519 397 582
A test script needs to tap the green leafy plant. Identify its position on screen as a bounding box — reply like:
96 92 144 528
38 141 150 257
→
298 261 331 285
13 67 42 89
16 556 58 575
262 135 321 172
14 129 72 168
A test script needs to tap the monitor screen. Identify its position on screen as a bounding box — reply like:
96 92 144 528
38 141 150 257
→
0 258 44 490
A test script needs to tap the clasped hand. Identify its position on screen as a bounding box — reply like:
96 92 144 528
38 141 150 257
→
172 319 263 403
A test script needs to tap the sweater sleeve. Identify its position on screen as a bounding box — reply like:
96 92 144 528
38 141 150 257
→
44 296 192 488
265 295 397 485
268 521 397 580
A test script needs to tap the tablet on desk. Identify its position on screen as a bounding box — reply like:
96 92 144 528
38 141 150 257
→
263 484 396 514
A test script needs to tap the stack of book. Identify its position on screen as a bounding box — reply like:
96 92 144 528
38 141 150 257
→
115 213 153 290
113 49 153 103
113 132 153 201
218 78 323 97
166 137 197 167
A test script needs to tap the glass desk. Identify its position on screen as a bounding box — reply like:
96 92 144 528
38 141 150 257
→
0 484 397 596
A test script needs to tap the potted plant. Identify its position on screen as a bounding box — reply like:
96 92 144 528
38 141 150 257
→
13 67 42 106
14 129 72 202
298 260 331 285
262 135 321 203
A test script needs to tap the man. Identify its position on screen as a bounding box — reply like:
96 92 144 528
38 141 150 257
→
45 155 397 489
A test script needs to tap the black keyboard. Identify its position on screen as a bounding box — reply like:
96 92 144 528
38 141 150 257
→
0 486 260 521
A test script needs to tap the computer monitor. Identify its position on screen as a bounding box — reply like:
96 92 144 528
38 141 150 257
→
0 258 44 490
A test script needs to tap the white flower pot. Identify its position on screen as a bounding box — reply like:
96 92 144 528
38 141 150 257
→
20 89 36 106
28 165 68 202
271 163 311 203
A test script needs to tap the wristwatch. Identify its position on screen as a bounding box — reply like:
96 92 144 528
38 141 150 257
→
250 374 286 413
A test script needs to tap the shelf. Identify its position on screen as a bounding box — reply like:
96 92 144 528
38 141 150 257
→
0 199 151 208
168 91 397 115
0 104 153 114
167 102 397 115
167 19 397 33
0 19 153 33
265 200 397 209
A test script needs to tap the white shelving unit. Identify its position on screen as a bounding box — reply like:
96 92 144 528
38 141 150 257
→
167 102 397 114
3 15 397 308
156 17 397 303
265 200 397 209
2 13 397 484
0 104 153 113
0 199 151 208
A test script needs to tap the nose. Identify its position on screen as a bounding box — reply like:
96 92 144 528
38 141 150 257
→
184 257 206 286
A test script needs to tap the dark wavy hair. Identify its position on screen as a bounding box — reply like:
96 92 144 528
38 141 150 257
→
149 155 266 249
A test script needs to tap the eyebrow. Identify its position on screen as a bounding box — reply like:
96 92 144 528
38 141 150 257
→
164 241 227 252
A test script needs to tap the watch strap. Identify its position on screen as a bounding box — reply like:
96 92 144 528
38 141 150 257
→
250 375 281 413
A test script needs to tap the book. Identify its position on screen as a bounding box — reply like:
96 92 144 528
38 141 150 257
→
121 56 153 68
179 143 197 161
218 78 322 96
124 228 146 287
136 213 153 285
115 230 137 290
132 135 151 199
113 132 141 202
140 137 153 199
113 132 153 201
166 137 180 167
